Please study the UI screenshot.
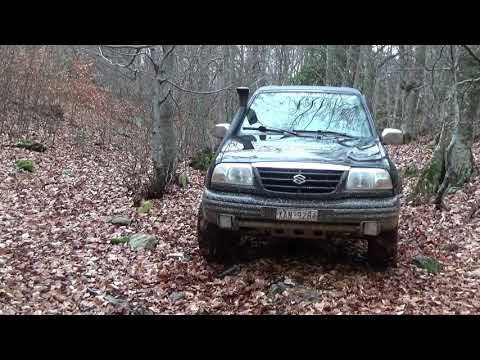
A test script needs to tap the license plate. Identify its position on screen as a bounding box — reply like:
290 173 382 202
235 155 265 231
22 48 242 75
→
276 208 318 222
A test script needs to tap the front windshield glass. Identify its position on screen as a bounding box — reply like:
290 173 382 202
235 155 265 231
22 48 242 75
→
238 91 373 138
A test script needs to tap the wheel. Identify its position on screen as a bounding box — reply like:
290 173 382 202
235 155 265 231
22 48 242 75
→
367 228 398 270
197 207 241 264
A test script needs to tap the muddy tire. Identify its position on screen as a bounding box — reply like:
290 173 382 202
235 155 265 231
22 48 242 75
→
367 228 398 270
197 207 240 264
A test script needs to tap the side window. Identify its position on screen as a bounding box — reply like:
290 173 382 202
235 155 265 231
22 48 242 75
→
245 108 258 125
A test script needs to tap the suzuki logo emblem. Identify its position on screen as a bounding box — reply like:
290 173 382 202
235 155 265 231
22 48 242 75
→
293 174 306 185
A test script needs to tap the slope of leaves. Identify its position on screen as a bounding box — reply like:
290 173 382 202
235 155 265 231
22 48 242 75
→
1 130 480 314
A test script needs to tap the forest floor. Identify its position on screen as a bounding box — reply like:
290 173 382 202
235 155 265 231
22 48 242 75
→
1 127 480 314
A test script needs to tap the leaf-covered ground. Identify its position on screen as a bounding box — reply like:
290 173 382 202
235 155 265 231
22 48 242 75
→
1 130 480 314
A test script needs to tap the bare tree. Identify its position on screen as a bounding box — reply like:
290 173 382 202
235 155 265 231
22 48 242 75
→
150 46 177 195
414 45 479 206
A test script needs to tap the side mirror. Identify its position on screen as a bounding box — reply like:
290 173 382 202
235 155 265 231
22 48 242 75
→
381 128 404 145
246 108 258 125
212 123 230 139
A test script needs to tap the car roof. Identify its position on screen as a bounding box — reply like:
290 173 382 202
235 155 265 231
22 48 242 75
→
254 85 362 96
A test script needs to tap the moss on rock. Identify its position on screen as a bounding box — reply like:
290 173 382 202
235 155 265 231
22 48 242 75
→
111 236 130 245
15 159 34 172
178 173 189 188
412 150 445 201
15 140 47 153
413 256 442 274
137 200 153 214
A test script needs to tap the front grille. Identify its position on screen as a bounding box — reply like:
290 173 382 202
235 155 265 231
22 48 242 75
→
256 167 344 194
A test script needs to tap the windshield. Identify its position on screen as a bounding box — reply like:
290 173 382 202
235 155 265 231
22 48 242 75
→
238 91 373 138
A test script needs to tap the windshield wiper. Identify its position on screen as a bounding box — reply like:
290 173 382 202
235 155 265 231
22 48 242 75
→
243 126 300 137
292 129 358 139
316 130 357 139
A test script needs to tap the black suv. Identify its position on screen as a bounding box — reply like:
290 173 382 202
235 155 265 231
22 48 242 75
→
197 86 403 268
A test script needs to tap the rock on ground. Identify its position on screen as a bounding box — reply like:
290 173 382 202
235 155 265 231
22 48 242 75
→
382 128 404 145
128 233 158 250
106 216 132 226
469 269 480 278
169 292 185 302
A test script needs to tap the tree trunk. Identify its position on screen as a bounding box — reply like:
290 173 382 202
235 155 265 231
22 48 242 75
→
362 46 376 111
412 114 451 200
151 46 177 196
372 73 381 121
325 45 335 86
385 75 392 127
221 45 234 123
196 46 210 150
353 45 364 89
345 45 353 85
433 82 475 208
325 45 347 87
392 80 402 128
246 45 263 91
402 45 427 142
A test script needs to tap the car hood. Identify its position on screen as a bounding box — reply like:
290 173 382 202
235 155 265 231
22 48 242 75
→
219 134 386 166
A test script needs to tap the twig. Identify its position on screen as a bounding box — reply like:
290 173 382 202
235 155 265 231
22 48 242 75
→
376 53 398 70
163 79 232 95
98 46 140 68
159 45 176 73
217 265 241 278
467 200 480 221
461 45 480 67
456 76 480 86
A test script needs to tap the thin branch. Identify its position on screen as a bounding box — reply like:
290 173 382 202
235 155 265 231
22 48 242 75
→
158 89 171 107
461 45 480 67
159 45 176 72
376 53 398 70
246 76 266 89
169 90 182 115
456 76 480 86
205 56 222 67
163 79 232 95
425 45 446 72
103 45 153 49
101 49 147 57
142 51 159 73
98 46 140 68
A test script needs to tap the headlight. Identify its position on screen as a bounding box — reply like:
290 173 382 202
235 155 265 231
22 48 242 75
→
211 163 254 186
346 168 392 191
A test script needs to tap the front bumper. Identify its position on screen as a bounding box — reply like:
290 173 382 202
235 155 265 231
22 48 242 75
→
201 189 400 238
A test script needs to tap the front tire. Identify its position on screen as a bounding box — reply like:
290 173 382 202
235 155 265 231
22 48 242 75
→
197 207 240 264
367 228 398 270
